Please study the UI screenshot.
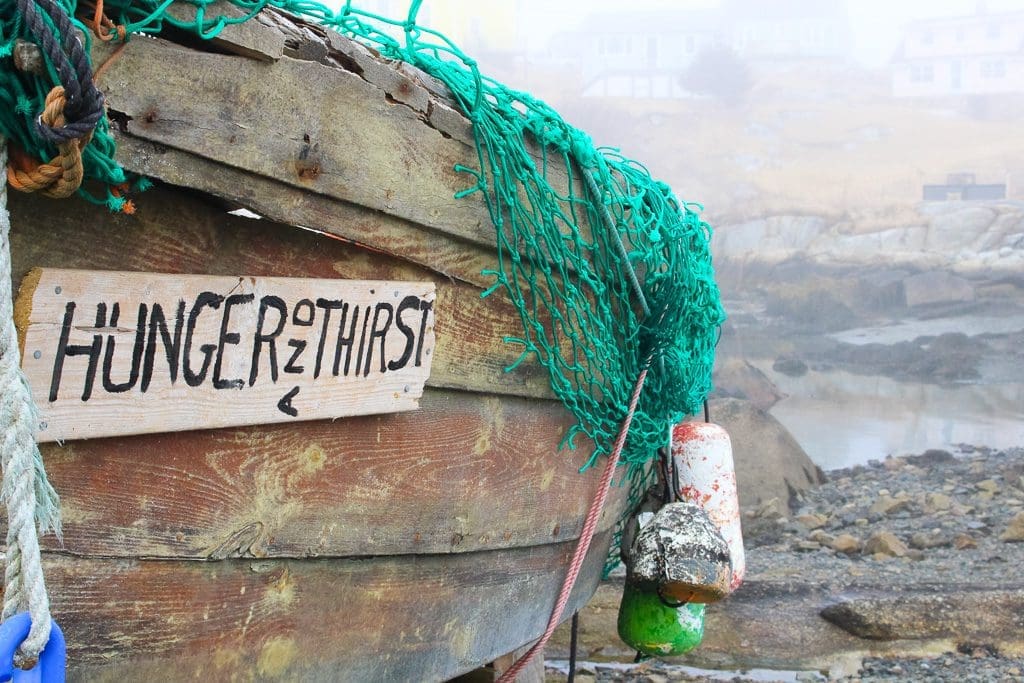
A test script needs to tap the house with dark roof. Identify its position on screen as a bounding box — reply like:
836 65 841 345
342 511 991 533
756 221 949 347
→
891 6 1024 97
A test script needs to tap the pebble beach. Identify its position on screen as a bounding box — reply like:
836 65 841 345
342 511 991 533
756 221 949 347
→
546 445 1024 682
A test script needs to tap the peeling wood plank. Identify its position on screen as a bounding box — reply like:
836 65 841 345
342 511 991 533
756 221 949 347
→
25 388 627 559
34 536 610 681
8 187 553 400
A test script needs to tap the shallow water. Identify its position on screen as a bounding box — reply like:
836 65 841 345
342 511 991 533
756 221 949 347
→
830 313 1024 346
761 365 1024 470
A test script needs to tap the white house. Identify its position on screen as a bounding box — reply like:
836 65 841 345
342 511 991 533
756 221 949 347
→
544 10 723 99
722 0 853 61
542 1 853 100
892 8 1024 97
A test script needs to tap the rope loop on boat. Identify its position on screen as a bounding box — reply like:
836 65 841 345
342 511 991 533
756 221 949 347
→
0 138 62 666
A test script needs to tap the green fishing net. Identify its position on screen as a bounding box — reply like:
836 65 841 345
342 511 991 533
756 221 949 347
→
0 0 725 569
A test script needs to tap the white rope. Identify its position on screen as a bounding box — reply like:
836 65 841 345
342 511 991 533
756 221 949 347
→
0 136 62 663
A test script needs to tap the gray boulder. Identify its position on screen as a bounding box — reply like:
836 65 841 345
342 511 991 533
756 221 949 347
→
712 359 785 411
902 270 975 308
708 398 825 515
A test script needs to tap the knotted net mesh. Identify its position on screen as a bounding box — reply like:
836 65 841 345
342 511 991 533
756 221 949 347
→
1 0 726 567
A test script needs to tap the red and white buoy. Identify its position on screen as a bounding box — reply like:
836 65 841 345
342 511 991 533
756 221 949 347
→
671 422 745 591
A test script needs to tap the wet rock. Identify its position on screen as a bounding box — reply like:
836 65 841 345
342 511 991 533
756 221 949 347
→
863 531 908 558
709 398 825 515
712 359 785 411
869 495 910 516
909 531 951 550
772 356 808 377
953 533 978 550
794 540 822 552
820 589 1024 641
796 513 828 530
905 449 956 466
763 289 861 332
999 511 1024 543
830 533 862 555
882 457 905 472
902 270 976 308
975 479 1000 494
923 492 952 513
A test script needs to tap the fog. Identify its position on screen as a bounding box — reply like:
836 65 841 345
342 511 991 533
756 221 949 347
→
351 0 1024 469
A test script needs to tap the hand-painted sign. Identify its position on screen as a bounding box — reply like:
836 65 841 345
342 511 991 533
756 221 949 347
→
15 269 436 442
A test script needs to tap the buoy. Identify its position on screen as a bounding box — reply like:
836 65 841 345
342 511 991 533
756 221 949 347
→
627 501 731 604
617 581 705 657
617 497 730 656
671 422 745 591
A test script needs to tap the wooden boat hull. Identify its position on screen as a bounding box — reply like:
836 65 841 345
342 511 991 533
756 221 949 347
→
1 9 637 678
6 169 626 682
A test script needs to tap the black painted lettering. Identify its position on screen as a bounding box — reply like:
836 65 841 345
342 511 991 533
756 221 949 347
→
141 301 185 392
314 298 344 379
332 303 356 377
213 293 254 390
49 301 103 402
353 305 372 377
183 292 223 387
283 339 306 374
249 295 287 386
102 302 147 393
387 296 420 372
363 302 394 376
292 299 315 326
415 299 433 367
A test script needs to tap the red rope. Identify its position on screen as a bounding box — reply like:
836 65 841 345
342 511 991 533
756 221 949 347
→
497 365 650 682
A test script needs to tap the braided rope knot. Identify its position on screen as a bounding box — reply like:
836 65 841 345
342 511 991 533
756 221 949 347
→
7 87 94 198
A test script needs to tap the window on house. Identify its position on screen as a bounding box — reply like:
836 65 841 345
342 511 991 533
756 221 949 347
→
921 31 934 45
987 24 1001 39
981 60 1006 78
910 64 935 83
956 27 966 42
686 35 696 53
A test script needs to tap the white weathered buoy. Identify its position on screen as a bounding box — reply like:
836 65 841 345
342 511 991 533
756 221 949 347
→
671 422 746 591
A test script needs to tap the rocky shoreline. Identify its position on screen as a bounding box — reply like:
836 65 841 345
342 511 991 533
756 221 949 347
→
546 445 1024 682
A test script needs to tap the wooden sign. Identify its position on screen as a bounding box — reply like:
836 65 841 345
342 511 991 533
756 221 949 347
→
15 269 436 442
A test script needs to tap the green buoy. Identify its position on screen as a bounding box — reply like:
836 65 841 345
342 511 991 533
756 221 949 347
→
617 581 705 657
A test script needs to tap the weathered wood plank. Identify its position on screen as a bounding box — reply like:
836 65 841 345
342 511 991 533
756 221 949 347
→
25 388 626 558
96 33 587 253
32 535 610 681
115 135 496 289
164 1 286 62
263 10 470 144
97 35 497 249
7 188 552 399
17 269 435 442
